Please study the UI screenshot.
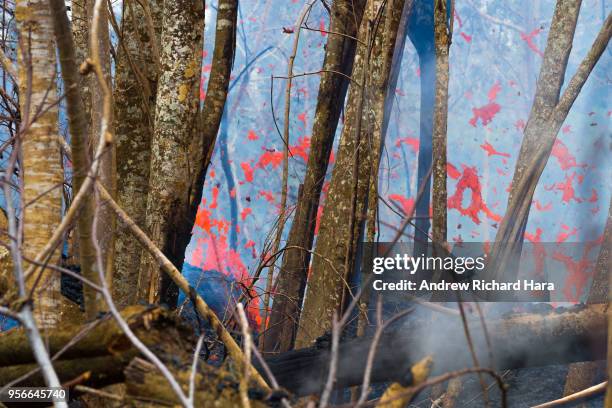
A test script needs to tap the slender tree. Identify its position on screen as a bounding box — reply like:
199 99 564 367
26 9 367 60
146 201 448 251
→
607 239 612 408
137 0 204 305
295 0 407 348
71 0 91 116
431 0 450 248
488 3 611 282
112 0 163 308
15 0 64 327
86 0 116 319
0 209 11 298
263 0 366 353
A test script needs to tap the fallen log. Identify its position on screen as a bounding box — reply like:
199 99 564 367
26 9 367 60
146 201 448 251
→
0 306 196 387
124 358 270 407
0 305 273 405
261 305 607 396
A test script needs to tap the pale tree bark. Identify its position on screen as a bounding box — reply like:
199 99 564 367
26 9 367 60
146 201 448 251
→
15 0 64 328
489 3 612 282
112 0 163 308
137 0 204 305
295 0 407 348
147 0 237 309
262 0 366 353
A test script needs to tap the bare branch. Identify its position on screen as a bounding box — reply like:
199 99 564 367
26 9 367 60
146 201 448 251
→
96 182 271 391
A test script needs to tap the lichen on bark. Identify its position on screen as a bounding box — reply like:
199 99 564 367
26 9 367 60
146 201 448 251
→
112 0 163 308
196 0 237 178
137 0 204 304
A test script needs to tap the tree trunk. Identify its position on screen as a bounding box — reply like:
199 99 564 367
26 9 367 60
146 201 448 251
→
0 306 197 386
263 305 607 396
172 0 238 308
564 198 611 403
48 0 94 329
295 0 407 348
409 0 436 260
15 0 65 328
192 0 237 189
0 209 12 299
124 358 268 407
68 0 116 318
112 0 163 308
431 2 457 402
137 0 204 305
263 0 366 353
431 0 450 248
67 0 95 315
87 0 116 318
488 3 611 283
607 266 612 407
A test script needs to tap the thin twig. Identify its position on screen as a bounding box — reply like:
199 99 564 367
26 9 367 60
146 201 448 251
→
273 69 359 85
456 300 489 406
0 305 21 321
464 0 525 33
237 303 253 408
319 311 340 408
91 186 191 407
300 24 365 44
530 381 607 408
188 335 205 405
249 342 293 408
96 182 270 390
